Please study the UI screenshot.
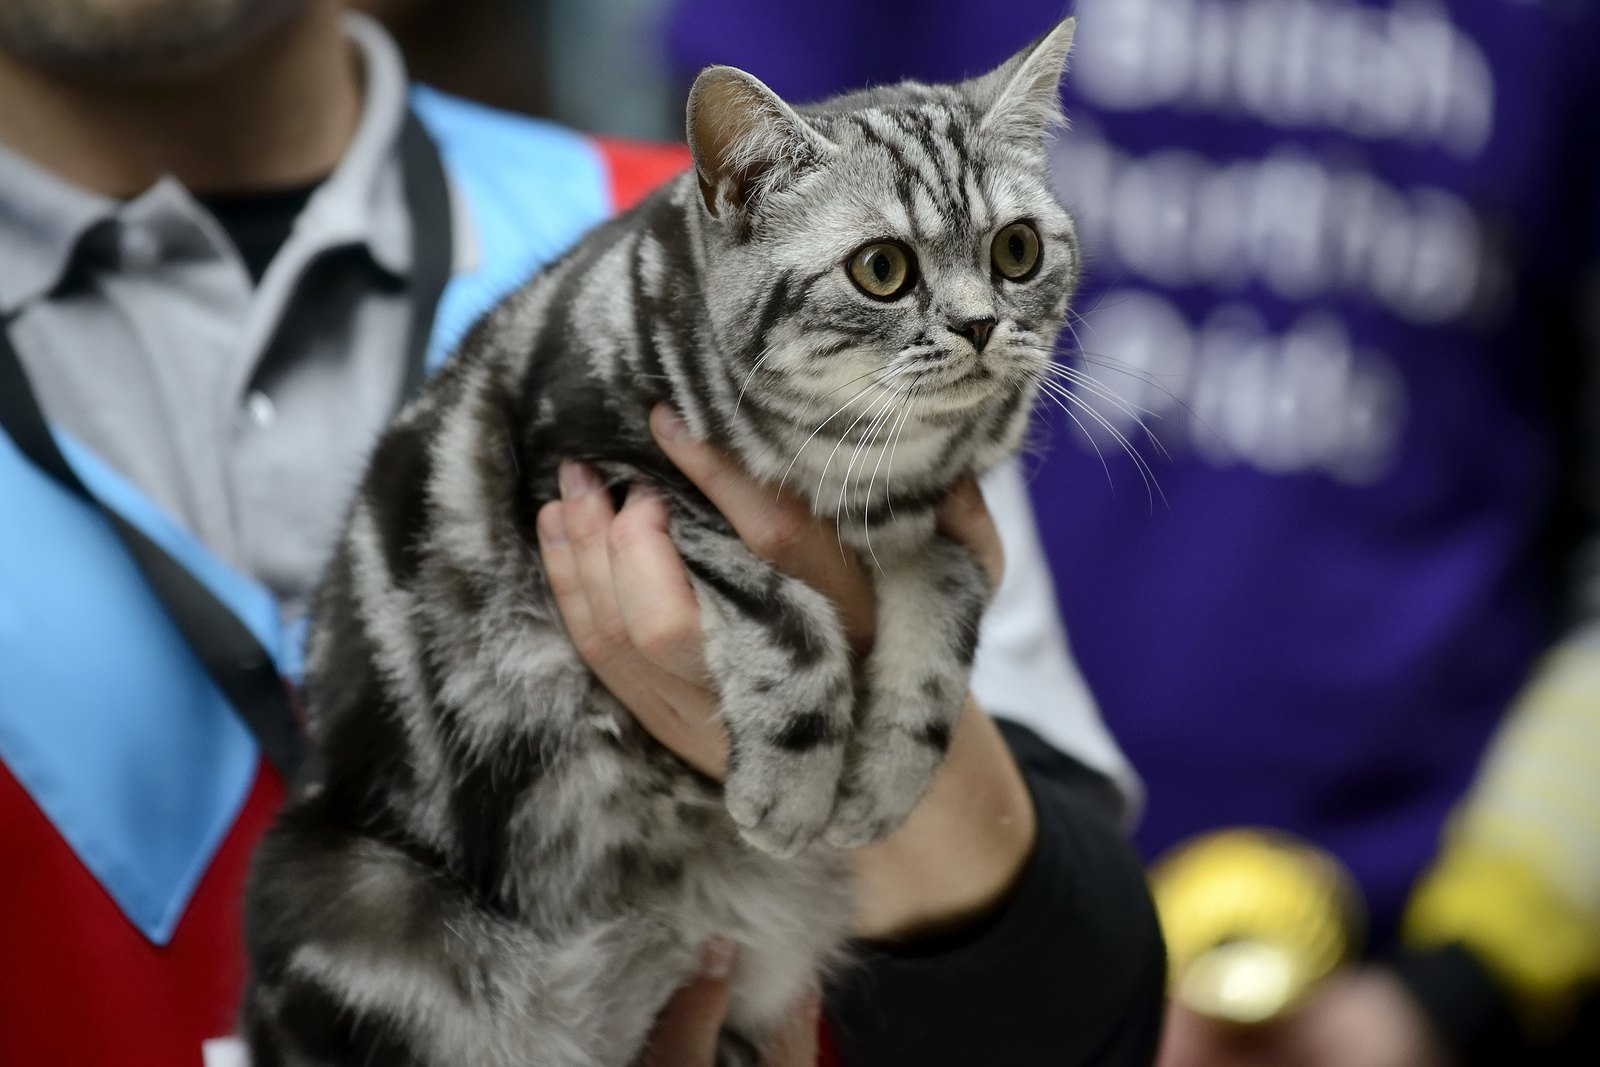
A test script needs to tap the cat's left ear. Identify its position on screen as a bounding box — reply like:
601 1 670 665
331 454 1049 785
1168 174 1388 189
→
973 17 1076 139
686 66 837 222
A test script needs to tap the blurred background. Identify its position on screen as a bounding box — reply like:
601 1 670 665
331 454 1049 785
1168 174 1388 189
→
350 0 682 137
353 0 1600 1062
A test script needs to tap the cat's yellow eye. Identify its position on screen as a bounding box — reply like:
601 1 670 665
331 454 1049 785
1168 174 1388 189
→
991 222 1041 280
848 242 915 299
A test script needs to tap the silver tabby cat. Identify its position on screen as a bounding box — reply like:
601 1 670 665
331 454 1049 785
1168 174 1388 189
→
244 19 1081 1067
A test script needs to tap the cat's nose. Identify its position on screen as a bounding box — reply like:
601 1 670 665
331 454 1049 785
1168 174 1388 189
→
951 317 997 352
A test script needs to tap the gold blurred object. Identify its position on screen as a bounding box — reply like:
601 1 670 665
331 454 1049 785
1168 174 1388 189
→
1150 828 1364 1025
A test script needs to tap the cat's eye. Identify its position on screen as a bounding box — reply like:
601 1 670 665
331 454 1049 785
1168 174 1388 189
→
991 222 1041 280
847 242 916 299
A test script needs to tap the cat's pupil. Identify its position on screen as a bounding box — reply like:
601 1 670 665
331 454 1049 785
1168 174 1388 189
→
1008 234 1025 262
873 254 890 283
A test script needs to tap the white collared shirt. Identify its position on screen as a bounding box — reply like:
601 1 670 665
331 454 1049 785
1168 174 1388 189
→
0 16 454 621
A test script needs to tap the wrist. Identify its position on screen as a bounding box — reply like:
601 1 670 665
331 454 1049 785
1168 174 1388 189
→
849 696 1036 943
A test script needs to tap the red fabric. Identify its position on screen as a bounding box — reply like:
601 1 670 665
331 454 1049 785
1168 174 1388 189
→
0 753 839 1066
0 758 284 1067
592 136 694 213
818 1019 843 1067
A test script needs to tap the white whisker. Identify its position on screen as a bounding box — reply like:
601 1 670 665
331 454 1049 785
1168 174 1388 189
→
1037 375 1174 465
1046 363 1162 423
837 381 908 567
814 365 917 509
862 383 918 570
1037 383 1165 508
777 377 891 497
1038 385 1115 491
882 374 924 524
731 345 779 423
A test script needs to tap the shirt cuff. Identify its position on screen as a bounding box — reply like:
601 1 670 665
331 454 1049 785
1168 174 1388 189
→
1389 944 1522 1066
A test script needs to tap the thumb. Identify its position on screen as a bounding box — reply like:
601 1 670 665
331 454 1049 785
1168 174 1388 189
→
936 476 1004 590
642 939 738 1067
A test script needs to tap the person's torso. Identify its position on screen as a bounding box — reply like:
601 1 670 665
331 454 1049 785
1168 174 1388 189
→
0 45 639 1060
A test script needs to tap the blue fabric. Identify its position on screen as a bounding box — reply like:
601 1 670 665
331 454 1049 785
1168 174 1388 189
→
0 88 612 943
57 434 289 666
411 85 610 370
0 428 259 944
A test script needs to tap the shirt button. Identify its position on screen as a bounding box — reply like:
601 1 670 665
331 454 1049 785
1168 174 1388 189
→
119 226 163 271
246 391 277 430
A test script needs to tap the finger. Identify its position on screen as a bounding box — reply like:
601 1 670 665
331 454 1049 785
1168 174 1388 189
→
935 476 1005 590
1156 1001 1266 1067
537 500 602 658
606 485 731 776
761 990 820 1067
651 404 876 649
651 403 811 546
540 496 658 690
642 939 738 1067
1160 1002 1284 1067
608 483 710 685
559 460 629 647
539 497 728 779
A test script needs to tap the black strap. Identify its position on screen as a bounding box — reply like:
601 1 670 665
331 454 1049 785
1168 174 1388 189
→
0 109 454 781
399 110 453 402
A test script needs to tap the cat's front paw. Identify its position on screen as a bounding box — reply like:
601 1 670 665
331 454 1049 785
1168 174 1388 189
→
823 704 955 849
825 675 960 851
725 731 846 858
824 540 987 848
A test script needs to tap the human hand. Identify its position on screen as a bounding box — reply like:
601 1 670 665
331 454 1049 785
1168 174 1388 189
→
534 403 1033 942
1157 967 1451 1067
642 939 819 1067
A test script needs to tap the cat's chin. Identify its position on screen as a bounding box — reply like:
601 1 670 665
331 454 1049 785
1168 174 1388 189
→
898 367 1037 416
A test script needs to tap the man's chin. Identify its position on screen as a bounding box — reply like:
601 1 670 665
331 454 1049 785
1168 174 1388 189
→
0 0 306 80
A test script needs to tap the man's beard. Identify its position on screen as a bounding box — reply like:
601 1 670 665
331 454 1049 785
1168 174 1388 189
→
0 0 306 78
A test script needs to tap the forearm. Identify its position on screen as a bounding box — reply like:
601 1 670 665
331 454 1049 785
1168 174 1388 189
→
847 696 1035 943
825 721 1166 1067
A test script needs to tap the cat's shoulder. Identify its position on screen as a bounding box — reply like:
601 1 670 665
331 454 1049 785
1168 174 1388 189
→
409 86 694 372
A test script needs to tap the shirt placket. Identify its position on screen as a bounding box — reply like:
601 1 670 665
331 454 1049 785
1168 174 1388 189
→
105 189 256 566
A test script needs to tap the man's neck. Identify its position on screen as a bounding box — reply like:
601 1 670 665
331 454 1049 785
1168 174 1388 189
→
0 0 361 198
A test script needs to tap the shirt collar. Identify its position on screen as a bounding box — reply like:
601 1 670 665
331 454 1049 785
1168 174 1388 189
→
0 11 415 317
0 143 119 314
288 11 413 280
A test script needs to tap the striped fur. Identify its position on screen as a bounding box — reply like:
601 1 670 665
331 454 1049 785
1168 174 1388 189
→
244 19 1080 1066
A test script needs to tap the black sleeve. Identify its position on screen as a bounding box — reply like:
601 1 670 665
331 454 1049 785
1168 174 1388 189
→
1388 945 1525 1066
823 720 1167 1066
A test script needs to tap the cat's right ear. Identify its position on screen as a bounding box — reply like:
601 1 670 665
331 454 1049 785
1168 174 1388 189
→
686 66 835 222
973 17 1076 140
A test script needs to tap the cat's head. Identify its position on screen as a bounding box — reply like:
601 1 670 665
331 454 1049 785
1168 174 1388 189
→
684 19 1079 492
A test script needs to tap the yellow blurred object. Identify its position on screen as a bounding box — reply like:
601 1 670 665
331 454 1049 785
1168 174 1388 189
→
1151 828 1364 1024
1396 645 1600 1039
1404 843 1600 1037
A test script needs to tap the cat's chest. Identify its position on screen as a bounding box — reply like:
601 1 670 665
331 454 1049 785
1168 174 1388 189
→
497 725 838 907
742 415 964 521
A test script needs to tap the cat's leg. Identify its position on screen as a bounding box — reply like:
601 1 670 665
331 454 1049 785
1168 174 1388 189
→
671 521 855 858
245 809 655 1067
824 537 991 847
